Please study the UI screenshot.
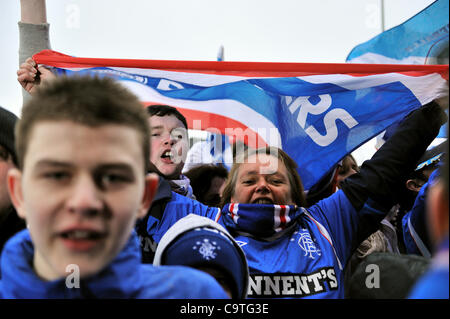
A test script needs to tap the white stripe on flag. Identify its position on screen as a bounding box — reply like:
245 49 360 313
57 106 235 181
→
297 72 447 105
118 80 283 148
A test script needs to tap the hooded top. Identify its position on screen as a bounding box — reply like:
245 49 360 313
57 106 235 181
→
153 214 249 299
0 229 228 299
402 164 441 257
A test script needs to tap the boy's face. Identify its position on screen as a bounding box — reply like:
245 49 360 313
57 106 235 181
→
149 115 188 180
8 120 157 280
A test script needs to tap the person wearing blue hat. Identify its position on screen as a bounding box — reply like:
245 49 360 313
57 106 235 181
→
402 141 447 257
154 214 249 299
408 136 449 299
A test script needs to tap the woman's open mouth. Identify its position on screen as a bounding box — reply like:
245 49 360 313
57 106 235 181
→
252 198 274 204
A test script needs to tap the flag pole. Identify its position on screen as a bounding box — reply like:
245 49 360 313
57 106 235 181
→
217 45 224 62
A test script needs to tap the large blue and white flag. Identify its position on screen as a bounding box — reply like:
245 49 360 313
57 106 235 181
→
33 50 448 190
347 0 449 64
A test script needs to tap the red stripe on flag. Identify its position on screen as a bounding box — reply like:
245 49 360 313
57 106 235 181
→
33 50 449 79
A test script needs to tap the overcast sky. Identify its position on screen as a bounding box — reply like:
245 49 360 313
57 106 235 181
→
0 0 438 162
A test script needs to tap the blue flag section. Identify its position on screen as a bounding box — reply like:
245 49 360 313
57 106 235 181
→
247 78 423 188
347 0 449 64
33 50 448 191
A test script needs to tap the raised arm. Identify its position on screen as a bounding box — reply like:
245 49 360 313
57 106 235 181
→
19 0 50 63
341 100 447 212
18 0 52 101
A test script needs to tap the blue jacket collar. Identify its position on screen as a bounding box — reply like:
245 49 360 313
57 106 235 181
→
0 230 144 298
153 177 172 202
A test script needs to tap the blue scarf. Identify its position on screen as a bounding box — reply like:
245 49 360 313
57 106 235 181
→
221 203 303 239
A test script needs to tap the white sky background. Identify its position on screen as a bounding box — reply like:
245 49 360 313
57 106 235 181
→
0 0 437 163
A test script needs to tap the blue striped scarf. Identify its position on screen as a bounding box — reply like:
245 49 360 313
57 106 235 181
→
221 203 302 239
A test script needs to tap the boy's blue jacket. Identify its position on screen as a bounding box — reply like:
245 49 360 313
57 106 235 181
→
0 229 228 299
